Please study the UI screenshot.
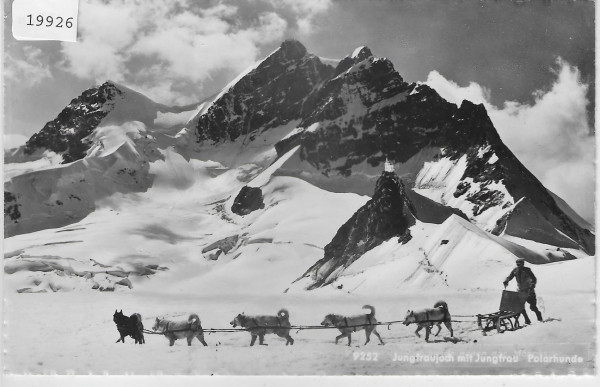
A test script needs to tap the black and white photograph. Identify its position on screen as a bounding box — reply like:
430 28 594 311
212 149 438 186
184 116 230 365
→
1 0 597 382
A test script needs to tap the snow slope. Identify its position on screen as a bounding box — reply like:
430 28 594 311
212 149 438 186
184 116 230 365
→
2 280 595 375
414 151 513 231
291 215 580 294
4 120 163 237
3 164 369 295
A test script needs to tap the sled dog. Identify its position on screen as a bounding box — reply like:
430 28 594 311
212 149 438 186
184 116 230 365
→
152 314 208 347
403 301 453 341
113 310 145 344
320 305 385 346
230 309 294 346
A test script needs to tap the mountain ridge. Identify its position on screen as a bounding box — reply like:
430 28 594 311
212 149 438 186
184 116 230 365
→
297 170 417 289
4 39 594 292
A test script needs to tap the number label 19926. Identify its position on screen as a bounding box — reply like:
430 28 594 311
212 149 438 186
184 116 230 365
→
353 352 379 361
26 15 74 28
12 0 78 42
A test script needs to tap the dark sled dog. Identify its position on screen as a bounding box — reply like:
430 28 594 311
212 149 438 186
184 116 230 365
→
321 305 385 346
403 301 453 342
152 314 208 347
113 310 145 344
230 309 294 346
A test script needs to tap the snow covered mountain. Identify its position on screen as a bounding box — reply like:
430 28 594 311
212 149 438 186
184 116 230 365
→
3 81 201 237
3 40 594 294
272 45 594 255
193 40 333 145
296 170 419 290
291 168 578 292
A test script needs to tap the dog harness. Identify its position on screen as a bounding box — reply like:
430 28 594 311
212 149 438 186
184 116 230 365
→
343 317 356 332
342 316 372 332
159 319 199 334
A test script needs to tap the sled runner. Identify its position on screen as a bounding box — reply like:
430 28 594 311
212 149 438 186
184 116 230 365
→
476 290 528 333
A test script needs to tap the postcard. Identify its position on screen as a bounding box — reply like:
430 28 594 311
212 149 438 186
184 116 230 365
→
2 0 596 383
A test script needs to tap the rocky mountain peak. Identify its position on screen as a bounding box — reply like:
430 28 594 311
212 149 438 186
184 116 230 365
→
278 39 308 60
369 170 417 232
23 81 125 163
431 98 505 161
296 169 417 289
334 45 375 76
351 46 373 61
194 40 333 144
374 171 416 213
99 80 123 95
376 170 402 193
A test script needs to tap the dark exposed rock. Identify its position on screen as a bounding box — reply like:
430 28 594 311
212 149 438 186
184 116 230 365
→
17 288 47 293
4 191 21 222
352 46 374 62
202 235 239 254
398 229 412 245
231 186 265 216
454 181 471 197
24 82 122 163
333 46 373 76
297 171 417 289
145 264 168 271
247 238 274 244
195 39 334 144
333 56 355 77
404 189 469 224
115 278 133 289
279 39 308 59
106 270 129 278
492 198 590 251
467 188 505 216
206 250 223 261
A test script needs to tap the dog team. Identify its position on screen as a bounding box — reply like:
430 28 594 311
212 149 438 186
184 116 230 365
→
113 301 453 346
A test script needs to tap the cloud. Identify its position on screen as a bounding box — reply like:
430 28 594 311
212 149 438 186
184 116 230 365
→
425 59 595 222
272 0 332 14
57 0 331 105
5 46 52 87
2 133 29 150
59 0 141 80
129 11 287 83
270 0 332 34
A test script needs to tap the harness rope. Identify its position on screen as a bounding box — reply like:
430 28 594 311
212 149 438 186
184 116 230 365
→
148 320 204 335
142 317 477 335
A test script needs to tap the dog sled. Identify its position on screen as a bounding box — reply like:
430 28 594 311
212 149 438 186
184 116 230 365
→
476 290 528 333
115 294 544 347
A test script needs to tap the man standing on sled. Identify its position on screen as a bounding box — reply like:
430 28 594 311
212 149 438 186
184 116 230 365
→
503 258 543 324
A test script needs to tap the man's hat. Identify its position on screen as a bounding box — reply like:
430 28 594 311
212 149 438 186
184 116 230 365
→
516 258 525 265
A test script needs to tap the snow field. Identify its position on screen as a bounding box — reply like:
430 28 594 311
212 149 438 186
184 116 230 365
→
2 289 594 375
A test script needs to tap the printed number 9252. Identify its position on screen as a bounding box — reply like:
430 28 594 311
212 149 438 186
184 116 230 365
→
27 15 73 28
353 352 378 361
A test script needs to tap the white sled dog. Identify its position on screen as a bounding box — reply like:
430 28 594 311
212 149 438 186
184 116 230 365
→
403 301 453 342
230 309 294 346
320 305 385 346
152 314 208 347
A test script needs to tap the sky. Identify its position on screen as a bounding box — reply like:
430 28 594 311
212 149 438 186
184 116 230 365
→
2 0 596 221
